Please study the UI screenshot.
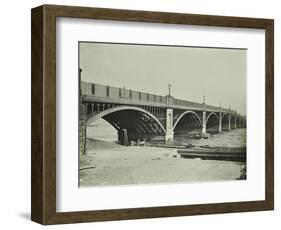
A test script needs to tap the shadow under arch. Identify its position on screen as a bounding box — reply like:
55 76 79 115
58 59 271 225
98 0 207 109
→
236 117 241 128
87 106 166 141
205 112 220 134
173 111 202 135
221 113 229 130
230 114 236 129
236 117 243 128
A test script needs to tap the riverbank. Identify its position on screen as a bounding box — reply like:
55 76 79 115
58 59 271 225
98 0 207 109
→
80 139 245 187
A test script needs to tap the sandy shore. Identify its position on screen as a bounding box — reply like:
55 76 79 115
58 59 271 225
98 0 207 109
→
80 139 245 187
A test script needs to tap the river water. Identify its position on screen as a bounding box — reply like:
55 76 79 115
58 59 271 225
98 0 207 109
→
173 129 246 148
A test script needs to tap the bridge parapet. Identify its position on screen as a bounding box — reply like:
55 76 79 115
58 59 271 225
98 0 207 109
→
81 81 234 113
81 81 167 104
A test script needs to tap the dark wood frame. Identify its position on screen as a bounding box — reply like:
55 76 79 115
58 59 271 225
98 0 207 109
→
31 4 274 225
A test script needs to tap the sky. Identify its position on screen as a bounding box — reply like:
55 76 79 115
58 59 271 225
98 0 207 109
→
80 42 246 115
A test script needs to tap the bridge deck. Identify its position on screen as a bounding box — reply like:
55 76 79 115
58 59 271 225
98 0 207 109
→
82 95 228 113
81 81 234 114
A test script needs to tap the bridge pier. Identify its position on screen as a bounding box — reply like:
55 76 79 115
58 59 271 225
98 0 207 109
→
202 111 207 136
79 103 87 155
218 104 222 132
165 108 174 142
118 129 129 146
219 112 222 132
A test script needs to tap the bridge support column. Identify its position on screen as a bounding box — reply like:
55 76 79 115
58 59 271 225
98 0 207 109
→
165 108 174 142
202 111 206 136
219 112 222 132
228 114 231 130
219 102 222 132
79 103 87 155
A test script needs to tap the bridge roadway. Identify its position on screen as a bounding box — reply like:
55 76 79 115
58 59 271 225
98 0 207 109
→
79 81 246 154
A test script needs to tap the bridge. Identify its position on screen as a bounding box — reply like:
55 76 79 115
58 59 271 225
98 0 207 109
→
79 81 246 155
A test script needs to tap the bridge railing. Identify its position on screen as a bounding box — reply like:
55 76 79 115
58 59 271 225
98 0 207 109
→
173 98 203 108
81 81 234 113
81 82 167 105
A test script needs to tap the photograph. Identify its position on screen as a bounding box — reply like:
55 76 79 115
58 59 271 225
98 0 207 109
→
78 42 247 187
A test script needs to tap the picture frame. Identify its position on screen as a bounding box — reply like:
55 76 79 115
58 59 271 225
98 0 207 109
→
31 4 274 225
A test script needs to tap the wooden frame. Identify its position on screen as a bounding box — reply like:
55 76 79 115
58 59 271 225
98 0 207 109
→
31 4 274 225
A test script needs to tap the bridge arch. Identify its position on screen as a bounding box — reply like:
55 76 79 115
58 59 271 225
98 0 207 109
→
221 113 229 130
229 114 236 129
236 116 245 128
205 112 220 133
236 117 240 128
205 112 219 125
173 111 202 135
87 106 166 141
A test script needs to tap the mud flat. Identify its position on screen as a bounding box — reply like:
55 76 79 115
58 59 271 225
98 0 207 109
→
79 139 245 187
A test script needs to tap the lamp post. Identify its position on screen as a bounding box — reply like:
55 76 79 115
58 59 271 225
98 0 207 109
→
168 84 171 96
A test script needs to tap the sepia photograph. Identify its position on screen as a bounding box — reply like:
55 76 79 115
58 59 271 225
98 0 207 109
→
79 42 247 187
